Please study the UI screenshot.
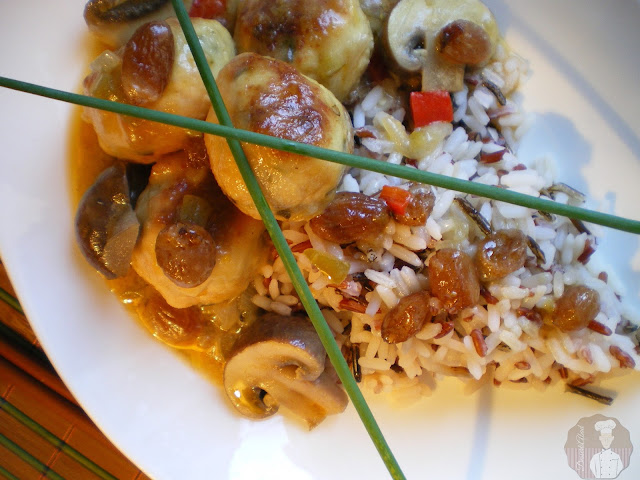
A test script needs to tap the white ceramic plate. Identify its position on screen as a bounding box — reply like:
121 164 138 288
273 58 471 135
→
1 1 639 479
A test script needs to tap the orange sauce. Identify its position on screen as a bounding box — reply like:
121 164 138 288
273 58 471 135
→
68 99 236 386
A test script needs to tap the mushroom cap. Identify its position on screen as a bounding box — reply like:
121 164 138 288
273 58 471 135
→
224 313 348 427
385 0 499 91
84 0 194 48
75 163 140 279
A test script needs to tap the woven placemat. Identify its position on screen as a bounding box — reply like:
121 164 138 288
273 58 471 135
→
0 259 150 480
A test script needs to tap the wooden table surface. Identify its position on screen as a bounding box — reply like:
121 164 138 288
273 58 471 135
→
0 258 151 480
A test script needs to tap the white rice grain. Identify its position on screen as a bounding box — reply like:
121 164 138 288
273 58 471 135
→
251 294 272 311
271 302 292 316
499 330 526 352
361 85 384 112
468 96 490 126
487 303 501 332
340 173 360 193
432 190 456 220
365 291 381 318
376 285 398 309
358 357 393 371
268 278 280 300
416 323 442 340
388 244 422 268
365 335 382 359
365 269 396 289
352 103 365 128
426 217 443 241
253 277 268 296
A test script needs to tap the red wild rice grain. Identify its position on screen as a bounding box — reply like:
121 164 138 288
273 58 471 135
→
290 239 312 253
480 286 499 305
338 297 369 314
580 347 593 365
609 345 636 369
588 320 612 336
577 238 596 264
479 149 506 164
511 378 528 383
470 329 487 357
434 321 454 339
355 127 376 139
571 376 595 387
516 307 542 324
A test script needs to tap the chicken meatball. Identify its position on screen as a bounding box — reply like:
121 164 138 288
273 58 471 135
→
83 17 234 163
205 53 353 221
234 0 373 101
131 139 268 308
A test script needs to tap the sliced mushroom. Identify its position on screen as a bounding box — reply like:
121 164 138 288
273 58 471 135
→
224 313 348 428
385 0 498 91
84 0 193 48
75 163 141 279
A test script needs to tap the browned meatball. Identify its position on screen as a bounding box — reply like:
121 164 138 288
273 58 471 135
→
132 147 268 309
428 248 480 314
474 229 528 282
205 53 352 221
552 285 600 332
84 18 234 163
234 0 373 101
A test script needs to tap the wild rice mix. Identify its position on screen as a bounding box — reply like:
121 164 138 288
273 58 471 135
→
249 41 640 403
78 0 640 425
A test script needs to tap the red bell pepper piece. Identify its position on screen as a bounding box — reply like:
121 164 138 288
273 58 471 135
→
380 185 411 216
410 90 454 128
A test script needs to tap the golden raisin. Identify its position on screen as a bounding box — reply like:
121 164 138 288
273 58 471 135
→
436 20 492 66
309 192 390 244
428 248 480 314
137 290 205 348
381 291 434 344
394 186 435 226
121 20 174 105
155 222 216 288
474 229 528 282
552 285 600 332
